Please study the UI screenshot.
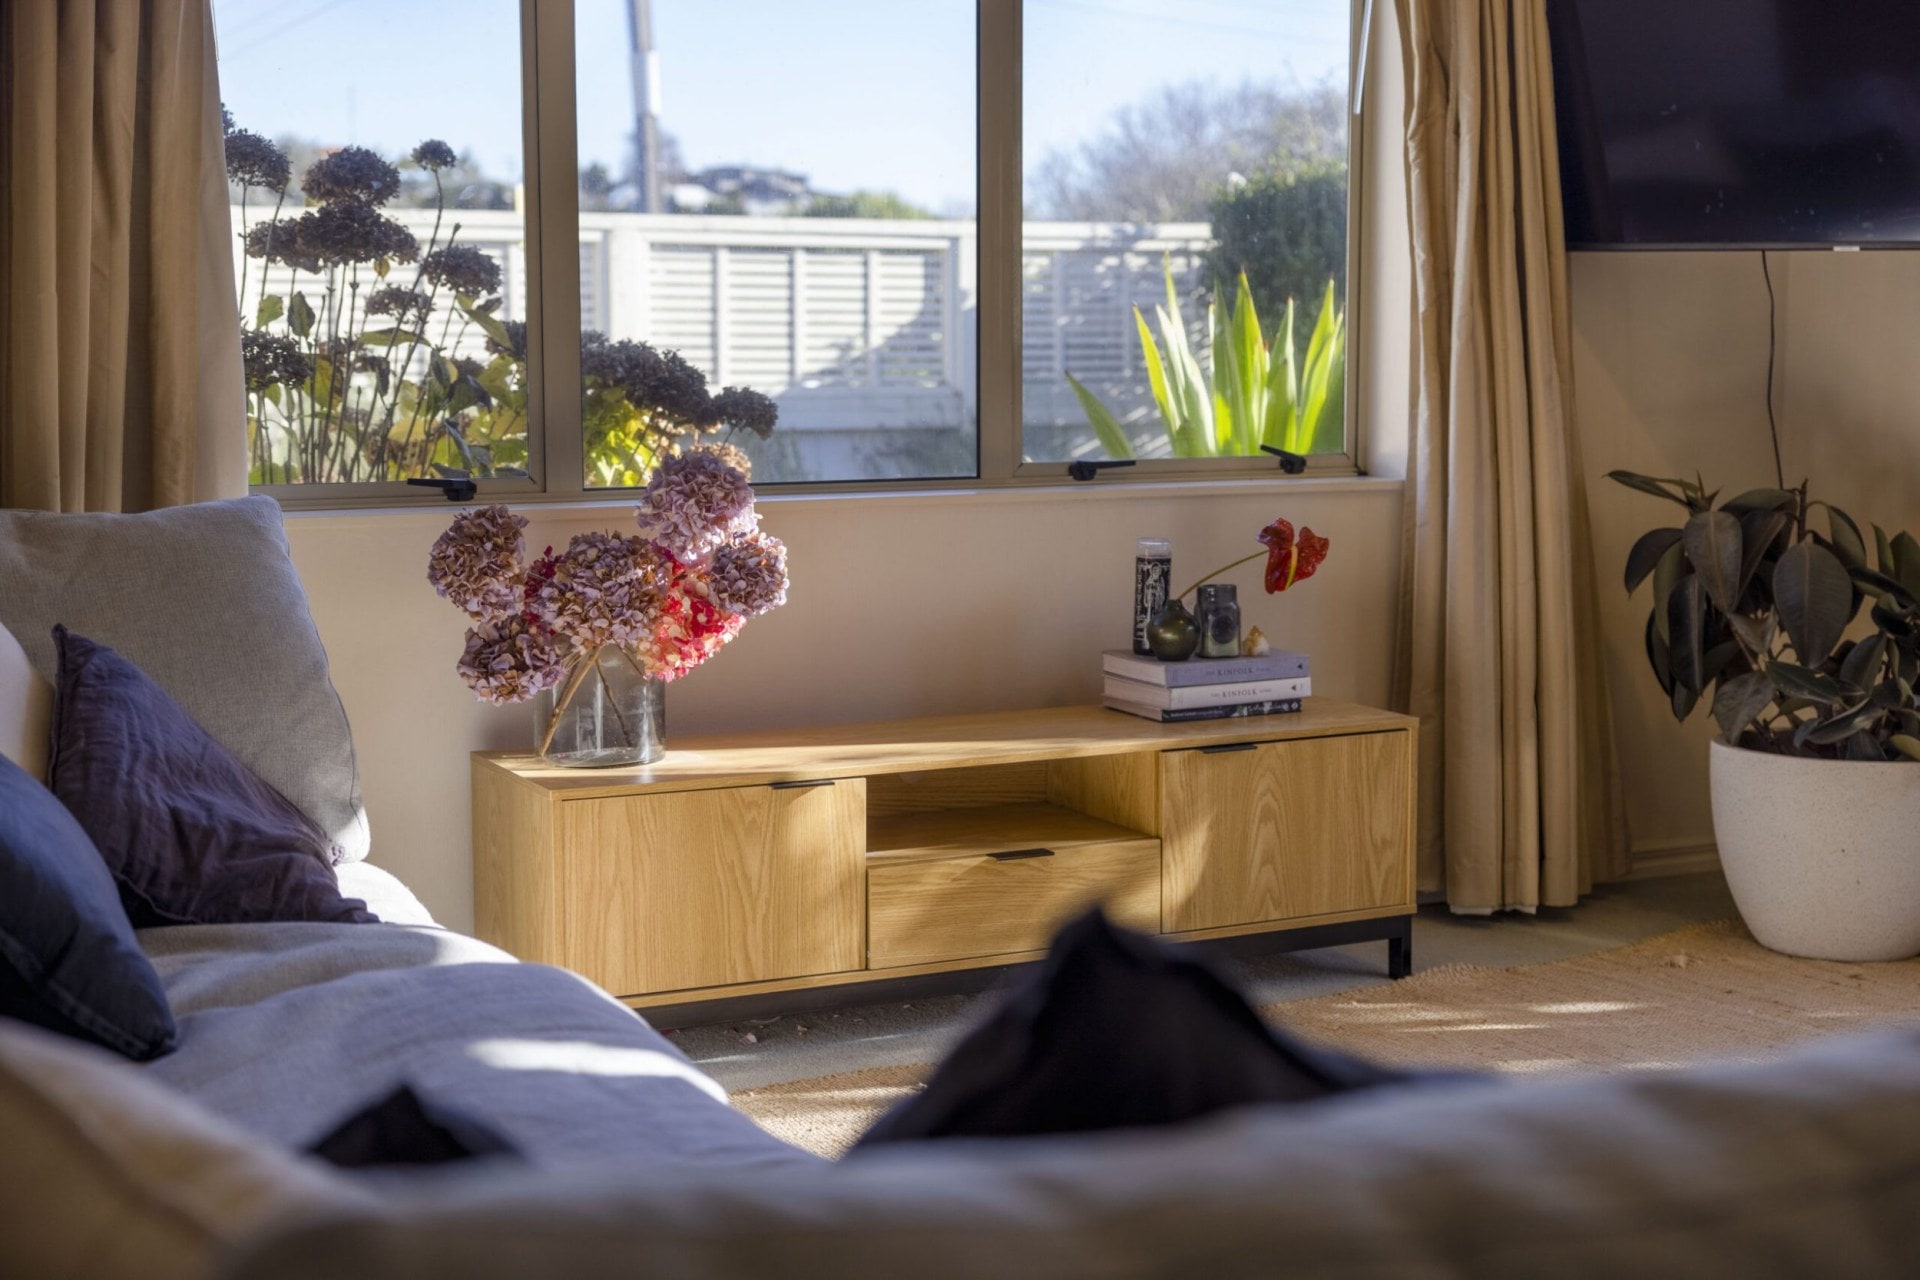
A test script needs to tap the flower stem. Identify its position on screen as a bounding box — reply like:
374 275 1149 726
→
1173 549 1263 602
612 645 653 684
537 648 601 758
592 649 636 745
397 224 464 470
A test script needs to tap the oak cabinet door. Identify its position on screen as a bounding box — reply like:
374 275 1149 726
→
558 779 865 996
1159 732 1412 933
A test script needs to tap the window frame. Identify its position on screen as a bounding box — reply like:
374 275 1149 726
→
254 0 1368 510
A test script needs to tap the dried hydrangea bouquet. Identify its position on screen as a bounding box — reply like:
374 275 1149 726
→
428 452 788 766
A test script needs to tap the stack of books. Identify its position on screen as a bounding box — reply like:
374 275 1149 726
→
1101 648 1311 722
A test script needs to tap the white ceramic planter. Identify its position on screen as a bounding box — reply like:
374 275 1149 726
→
1709 739 1920 962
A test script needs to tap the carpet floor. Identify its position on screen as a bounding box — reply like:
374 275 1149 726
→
733 918 1920 1157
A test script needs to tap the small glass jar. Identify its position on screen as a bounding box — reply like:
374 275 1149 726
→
1195 583 1241 659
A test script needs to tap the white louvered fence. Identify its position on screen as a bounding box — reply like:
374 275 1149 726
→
231 208 1214 446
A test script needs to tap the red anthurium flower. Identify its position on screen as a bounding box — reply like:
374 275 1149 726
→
1258 520 1331 593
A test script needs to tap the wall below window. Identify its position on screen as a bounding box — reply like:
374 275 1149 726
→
1573 251 1920 872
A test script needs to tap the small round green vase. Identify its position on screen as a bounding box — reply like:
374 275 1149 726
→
1146 599 1201 661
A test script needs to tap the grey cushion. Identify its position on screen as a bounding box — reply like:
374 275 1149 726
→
223 1026 1920 1279
0 1020 365 1280
0 497 368 862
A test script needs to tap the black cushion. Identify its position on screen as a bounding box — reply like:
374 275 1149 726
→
46 627 374 928
857 908 1442 1145
309 1084 521 1169
0 752 178 1061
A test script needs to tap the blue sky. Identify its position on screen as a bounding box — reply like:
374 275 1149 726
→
213 0 1349 213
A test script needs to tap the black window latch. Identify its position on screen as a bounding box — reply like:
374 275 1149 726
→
1259 445 1308 474
1067 459 1138 482
407 476 479 501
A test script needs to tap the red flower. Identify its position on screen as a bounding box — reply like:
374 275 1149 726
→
1258 520 1330 593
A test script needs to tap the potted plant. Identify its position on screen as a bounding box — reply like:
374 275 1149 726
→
1612 472 1920 960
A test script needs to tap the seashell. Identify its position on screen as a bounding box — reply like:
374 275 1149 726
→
1241 625 1271 657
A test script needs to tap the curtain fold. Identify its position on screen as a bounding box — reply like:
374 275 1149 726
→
1394 0 1628 911
1 0 244 513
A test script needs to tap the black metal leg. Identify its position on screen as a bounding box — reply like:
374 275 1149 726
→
1387 924 1412 979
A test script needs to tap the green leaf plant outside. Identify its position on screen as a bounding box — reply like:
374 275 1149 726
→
1611 472 1920 761
1067 258 1345 462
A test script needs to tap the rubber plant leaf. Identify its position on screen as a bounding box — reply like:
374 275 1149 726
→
1683 509 1744 613
1773 541 1855 667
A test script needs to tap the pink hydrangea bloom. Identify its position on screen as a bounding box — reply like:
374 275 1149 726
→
633 452 756 563
427 504 527 623
708 530 789 618
455 616 567 705
635 577 746 682
688 440 753 480
524 531 672 650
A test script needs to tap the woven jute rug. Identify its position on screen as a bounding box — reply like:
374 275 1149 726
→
731 920 1920 1157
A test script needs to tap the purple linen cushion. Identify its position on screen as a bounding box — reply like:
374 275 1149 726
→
46 628 374 928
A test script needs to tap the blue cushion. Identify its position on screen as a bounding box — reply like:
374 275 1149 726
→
46 628 374 928
0 752 178 1060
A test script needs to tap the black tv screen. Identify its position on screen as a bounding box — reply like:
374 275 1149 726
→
1548 0 1920 248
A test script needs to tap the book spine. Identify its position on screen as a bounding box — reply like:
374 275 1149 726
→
1103 698 1304 723
1101 651 1310 686
1159 677 1309 709
1102 676 1311 709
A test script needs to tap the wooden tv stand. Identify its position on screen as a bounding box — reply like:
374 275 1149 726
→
473 699 1417 1024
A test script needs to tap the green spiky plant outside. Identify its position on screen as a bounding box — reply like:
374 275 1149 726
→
1067 257 1345 461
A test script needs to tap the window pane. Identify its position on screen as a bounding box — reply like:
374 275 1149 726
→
1022 1 1350 464
216 0 529 487
574 0 977 488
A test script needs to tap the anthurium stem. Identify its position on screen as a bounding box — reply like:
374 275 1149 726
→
1174 550 1264 602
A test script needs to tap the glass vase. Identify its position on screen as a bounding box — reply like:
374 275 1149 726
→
534 649 664 768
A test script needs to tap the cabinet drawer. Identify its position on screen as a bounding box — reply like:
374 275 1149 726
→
868 838 1161 969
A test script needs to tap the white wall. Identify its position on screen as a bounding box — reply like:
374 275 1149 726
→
283 16 1415 932
1573 251 1920 865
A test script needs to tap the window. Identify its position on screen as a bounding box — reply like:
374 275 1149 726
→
571 1 978 487
215 0 1359 503
216 0 529 489
1020 1 1352 469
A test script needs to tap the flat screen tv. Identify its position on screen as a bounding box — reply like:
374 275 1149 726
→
1548 0 1920 248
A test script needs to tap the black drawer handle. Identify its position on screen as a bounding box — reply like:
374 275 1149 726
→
990 847 1056 862
1199 742 1258 754
769 778 836 790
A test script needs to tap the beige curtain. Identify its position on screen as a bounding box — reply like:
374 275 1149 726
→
0 0 244 513
1394 0 1627 911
